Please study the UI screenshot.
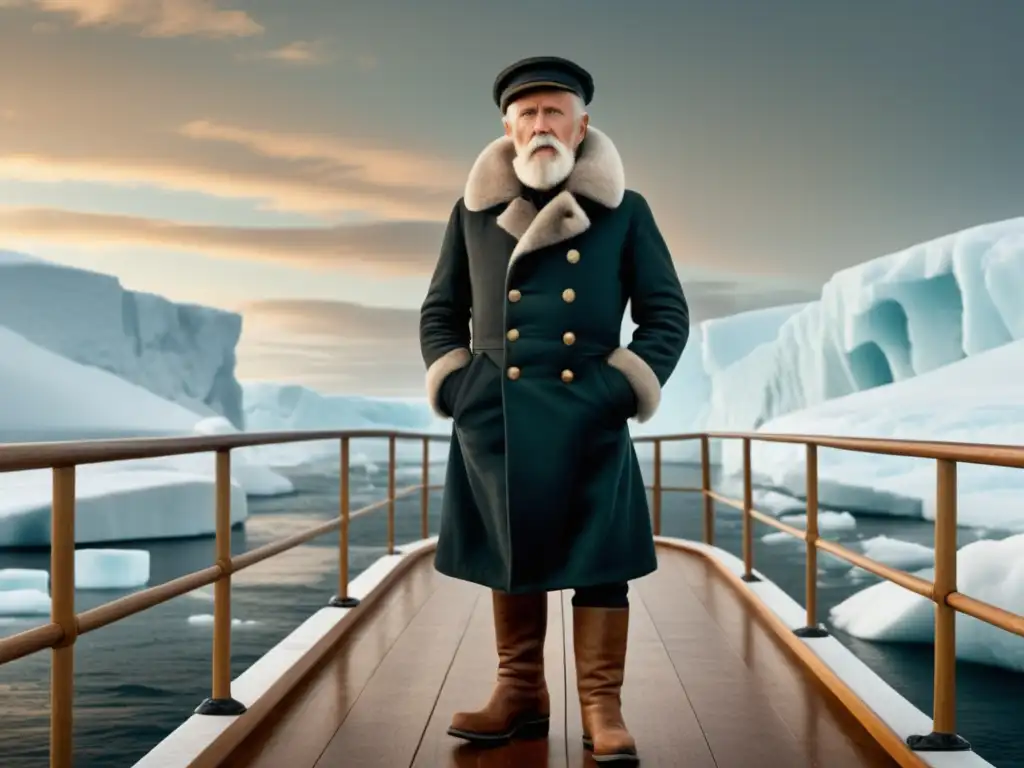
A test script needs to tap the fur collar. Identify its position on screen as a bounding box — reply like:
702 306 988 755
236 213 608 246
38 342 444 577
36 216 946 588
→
463 126 626 266
463 126 625 212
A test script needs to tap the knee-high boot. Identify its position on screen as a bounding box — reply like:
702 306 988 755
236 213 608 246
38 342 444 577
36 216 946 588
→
573 606 638 763
447 591 549 743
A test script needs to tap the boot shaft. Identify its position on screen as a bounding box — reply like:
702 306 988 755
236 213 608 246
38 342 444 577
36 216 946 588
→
493 591 548 684
572 606 629 702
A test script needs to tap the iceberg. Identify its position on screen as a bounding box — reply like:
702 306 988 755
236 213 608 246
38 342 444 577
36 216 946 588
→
0 329 295 547
0 568 49 592
0 324 206 442
856 535 934 572
74 548 150 590
0 589 51 617
697 217 1024 432
830 534 1024 672
778 510 857 532
239 382 451 468
0 250 244 426
0 465 248 547
187 614 258 627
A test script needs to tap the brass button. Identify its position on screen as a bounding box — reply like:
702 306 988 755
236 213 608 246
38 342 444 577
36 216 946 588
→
561 288 576 303
508 289 521 303
507 328 520 342
566 249 580 264
562 331 576 345
561 369 575 383
507 366 521 380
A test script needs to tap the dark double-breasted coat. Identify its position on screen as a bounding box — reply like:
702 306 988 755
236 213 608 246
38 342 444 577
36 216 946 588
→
419 126 689 594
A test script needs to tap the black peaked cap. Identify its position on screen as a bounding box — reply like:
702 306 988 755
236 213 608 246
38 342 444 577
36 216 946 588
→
493 56 594 113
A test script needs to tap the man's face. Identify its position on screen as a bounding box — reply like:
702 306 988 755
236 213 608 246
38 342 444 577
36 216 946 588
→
505 89 588 190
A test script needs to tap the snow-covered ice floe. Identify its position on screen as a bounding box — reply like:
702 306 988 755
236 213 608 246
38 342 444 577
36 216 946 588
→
830 533 1024 672
75 548 150 590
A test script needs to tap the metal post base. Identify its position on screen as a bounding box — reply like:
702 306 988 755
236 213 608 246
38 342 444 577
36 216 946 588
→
740 573 762 583
194 697 247 716
328 595 360 608
906 732 972 752
794 625 830 638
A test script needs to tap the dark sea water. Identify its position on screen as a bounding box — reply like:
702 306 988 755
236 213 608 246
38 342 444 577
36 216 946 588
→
0 459 1020 767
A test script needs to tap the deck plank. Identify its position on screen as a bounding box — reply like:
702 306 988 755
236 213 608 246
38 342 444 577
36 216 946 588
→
223 545 905 767
638 557 826 767
623 586 720 767
409 591 569 768
672 553 899 767
225 561 441 768
313 576 481 767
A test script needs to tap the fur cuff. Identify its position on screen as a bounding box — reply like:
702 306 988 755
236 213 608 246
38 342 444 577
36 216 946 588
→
425 348 471 418
607 347 661 423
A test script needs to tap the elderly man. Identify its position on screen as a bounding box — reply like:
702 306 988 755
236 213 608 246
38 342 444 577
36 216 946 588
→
419 56 689 763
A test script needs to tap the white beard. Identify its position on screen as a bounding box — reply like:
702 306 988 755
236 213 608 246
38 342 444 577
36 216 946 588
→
512 134 576 190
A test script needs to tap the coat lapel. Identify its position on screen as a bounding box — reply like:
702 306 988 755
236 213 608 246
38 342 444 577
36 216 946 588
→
464 126 624 272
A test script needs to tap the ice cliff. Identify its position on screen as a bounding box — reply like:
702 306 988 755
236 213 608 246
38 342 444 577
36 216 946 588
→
0 250 291 547
682 217 1024 432
0 250 244 427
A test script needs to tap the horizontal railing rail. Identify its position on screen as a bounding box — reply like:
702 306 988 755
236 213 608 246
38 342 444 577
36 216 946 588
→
0 427 1020 765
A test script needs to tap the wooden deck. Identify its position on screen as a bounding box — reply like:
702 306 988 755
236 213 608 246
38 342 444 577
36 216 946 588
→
224 546 900 767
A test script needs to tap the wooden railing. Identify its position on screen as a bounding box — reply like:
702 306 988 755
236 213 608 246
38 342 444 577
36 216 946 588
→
0 430 447 768
0 429 1022 765
635 431 1024 755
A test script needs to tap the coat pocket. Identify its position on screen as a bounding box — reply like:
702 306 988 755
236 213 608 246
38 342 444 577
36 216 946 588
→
450 353 493 422
596 363 638 424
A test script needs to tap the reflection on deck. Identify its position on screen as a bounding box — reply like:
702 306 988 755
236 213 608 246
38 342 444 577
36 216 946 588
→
225 545 898 767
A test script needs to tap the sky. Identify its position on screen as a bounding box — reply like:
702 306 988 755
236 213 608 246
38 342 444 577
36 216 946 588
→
0 0 1021 395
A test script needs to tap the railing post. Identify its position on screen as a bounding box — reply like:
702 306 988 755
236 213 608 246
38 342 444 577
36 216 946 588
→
194 450 246 716
907 459 971 752
421 437 430 540
740 438 760 582
387 434 396 555
652 439 662 536
330 436 359 608
795 444 828 637
50 466 76 768
700 435 713 546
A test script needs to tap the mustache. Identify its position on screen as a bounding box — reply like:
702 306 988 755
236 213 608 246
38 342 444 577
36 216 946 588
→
526 134 568 156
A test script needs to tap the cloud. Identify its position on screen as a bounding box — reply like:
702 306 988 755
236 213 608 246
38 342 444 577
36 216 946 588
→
0 119 464 220
242 39 331 66
239 40 378 71
20 0 262 38
0 206 446 273
261 39 326 64
178 120 460 193
0 151 459 221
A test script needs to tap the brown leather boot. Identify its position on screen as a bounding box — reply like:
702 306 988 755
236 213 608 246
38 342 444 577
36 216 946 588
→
574 606 638 764
447 591 549 743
